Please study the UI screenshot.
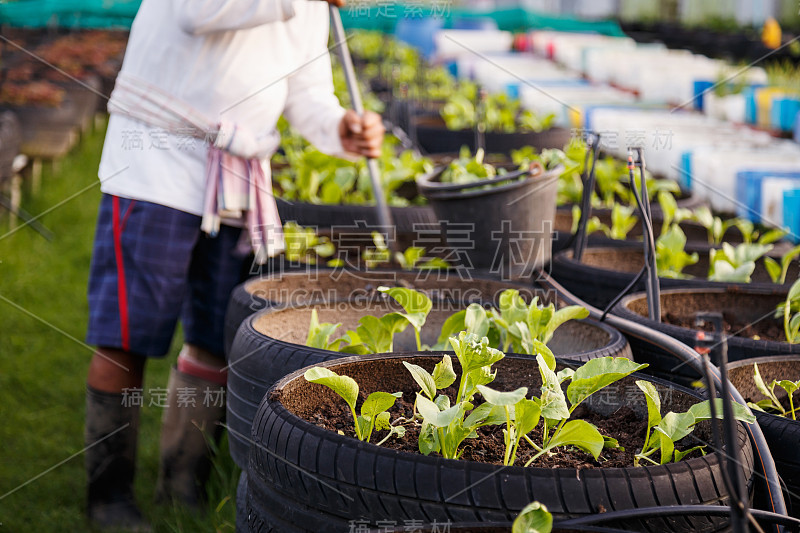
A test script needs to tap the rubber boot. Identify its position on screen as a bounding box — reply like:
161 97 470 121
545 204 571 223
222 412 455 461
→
155 367 226 508
85 386 151 532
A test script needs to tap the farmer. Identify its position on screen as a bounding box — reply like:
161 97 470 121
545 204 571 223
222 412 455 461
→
83 0 384 529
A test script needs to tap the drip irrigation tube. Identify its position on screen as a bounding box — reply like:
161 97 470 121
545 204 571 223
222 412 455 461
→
538 270 789 532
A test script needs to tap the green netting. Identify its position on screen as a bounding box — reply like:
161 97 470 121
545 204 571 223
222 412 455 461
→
0 0 626 35
340 3 626 36
0 0 141 28
450 7 627 36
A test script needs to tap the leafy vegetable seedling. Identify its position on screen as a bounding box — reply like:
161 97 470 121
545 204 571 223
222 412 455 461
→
513 501 553 533
377 286 433 351
655 224 699 279
765 244 800 285
409 333 506 459
304 367 405 444
708 242 773 283
776 278 800 344
747 362 800 419
634 380 755 466
489 289 589 353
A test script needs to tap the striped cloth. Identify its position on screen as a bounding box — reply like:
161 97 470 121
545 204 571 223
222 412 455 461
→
108 73 284 263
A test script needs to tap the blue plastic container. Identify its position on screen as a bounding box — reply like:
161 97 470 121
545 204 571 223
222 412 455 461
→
744 86 759 125
737 171 800 224
505 78 589 99
679 151 693 190
784 189 800 243
692 80 714 111
451 17 497 30
771 97 800 133
795 112 800 143
394 17 445 60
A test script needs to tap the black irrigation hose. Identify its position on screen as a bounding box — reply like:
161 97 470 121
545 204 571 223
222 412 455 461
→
627 148 660 322
537 270 789 532
555 505 800 530
572 134 601 261
599 265 647 322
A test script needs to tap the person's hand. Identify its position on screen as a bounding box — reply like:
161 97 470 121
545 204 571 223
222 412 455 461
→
214 120 274 160
339 110 384 159
320 0 345 6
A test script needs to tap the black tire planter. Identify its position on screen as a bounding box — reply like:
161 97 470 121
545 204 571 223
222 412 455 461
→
275 198 434 232
224 269 544 357
416 165 560 278
411 114 572 155
274 198 437 249
246 353 754 532
236 470 248 533
0 111 22 181
611 286 799 387
226 298 630 469
550 241 798 309
728 356 800 518
552 191 712 253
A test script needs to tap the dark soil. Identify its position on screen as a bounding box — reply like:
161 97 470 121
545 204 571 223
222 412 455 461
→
664 311 786 342
294 388 698 469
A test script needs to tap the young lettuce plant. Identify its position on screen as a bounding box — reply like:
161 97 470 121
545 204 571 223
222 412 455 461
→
304 367 405 445
488 289 589 353
778 279 800 344
363 232 449 270
335 286 433 354
634 380 755 466
747 362 800 419
409 333 507 459
479 346 646 467
378 286 432 350
708 242 773 283
656 224 699 279
517 354 647 467
513 501 553 533
765 244 800 284
305 309 346 351
432 302 495 350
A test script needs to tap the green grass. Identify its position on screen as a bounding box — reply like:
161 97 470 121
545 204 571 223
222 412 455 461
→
0 119 239 532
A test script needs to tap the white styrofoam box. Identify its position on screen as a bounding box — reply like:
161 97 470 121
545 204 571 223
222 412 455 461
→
528 31 633 71
634 55 725 105
518 84 636 127
761 176 800 228
582 41 646 82
434 30 513 61
687 143 800 213
704 93 748 123
457 53 579 90
584 107 775 178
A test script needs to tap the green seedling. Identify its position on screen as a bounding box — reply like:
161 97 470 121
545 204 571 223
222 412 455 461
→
778 279 800 344
489 289 589 353
377 286 433 351
656 224 699 279
708 242 773 283
513 501 553 533
634 380 755 466
304 367 405 444
305 309 345 351
765 244 800 284
282 221 337 265
748 362 800 419
409 333 506 459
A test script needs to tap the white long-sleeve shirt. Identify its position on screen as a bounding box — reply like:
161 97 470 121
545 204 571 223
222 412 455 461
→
99 0 346 216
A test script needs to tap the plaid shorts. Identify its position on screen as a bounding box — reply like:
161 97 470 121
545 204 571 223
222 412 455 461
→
86 194 249 358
